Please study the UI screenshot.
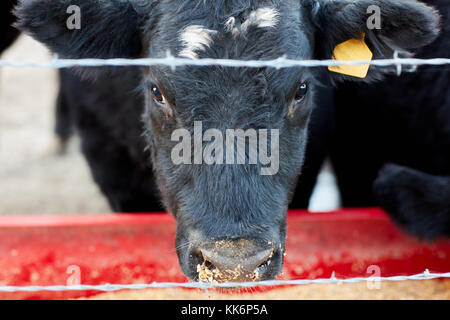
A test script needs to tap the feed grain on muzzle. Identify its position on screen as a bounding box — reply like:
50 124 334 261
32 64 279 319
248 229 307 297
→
196 239 276 283
15 0 441 282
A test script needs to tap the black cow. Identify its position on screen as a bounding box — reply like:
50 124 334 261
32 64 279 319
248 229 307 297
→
15 0 440 282
1 0 19 54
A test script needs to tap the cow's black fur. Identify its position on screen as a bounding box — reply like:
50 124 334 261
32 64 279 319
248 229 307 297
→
1 0 19 54
15 0 441 281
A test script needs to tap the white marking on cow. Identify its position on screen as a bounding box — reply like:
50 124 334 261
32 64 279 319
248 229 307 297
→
179 25 218 59
242 7 279 32
224 7 279 37
224 17 236 32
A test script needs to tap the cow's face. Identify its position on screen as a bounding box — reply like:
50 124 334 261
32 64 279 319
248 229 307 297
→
16 0 440 282
144 1 316 281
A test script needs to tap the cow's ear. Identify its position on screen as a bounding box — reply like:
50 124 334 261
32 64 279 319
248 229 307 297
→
14 0 152 59
303 0 441 82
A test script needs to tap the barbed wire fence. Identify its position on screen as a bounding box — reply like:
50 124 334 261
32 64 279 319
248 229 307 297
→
0 270 449 293
0 53 449 294
0 53 449 72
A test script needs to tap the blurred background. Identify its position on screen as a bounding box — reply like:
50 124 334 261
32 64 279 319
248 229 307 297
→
0 35 110 215
0 35 341 216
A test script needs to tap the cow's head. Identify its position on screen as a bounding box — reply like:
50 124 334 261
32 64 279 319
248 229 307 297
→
16 0 440 282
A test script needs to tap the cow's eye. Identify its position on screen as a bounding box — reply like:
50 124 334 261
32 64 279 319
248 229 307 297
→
295 82 308 101
151 85 165 103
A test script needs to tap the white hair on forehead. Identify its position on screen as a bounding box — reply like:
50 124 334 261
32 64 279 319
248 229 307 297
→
224 16 236 32
178 25 218 59
242 7 280 31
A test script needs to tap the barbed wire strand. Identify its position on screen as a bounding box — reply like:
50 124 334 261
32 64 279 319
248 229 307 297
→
0 55 449 69
1 270 449 293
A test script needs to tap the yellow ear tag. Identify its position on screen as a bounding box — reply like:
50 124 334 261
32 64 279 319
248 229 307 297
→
328 33 373 79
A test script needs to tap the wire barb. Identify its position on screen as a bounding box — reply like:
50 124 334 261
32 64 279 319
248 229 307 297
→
393 50 402 76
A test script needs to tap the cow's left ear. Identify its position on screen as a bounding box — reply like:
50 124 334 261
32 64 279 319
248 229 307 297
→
14 0 153 60
303 0 441 82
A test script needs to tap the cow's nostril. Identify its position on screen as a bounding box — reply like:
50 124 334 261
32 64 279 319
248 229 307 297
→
202 260 216 274
255 258 272 276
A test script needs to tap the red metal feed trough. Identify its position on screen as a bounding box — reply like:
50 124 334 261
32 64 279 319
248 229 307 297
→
0 208 449 300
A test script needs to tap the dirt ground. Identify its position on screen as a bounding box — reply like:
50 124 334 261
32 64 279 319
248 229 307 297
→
0 35 110 215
